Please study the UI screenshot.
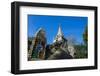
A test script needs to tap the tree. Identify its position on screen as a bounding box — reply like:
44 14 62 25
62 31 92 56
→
83 26 88 45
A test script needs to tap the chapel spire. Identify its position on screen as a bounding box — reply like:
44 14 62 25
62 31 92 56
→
53 24 63 43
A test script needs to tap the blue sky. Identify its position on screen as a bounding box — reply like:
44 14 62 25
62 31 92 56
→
28 15 88 44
